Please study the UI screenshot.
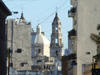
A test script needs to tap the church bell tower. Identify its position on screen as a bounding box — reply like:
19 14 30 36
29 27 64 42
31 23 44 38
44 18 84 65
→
50 13 63 58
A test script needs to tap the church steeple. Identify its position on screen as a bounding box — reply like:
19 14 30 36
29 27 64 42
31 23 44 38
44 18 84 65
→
50 13 63 58
20 12 26 23
53 13 60 22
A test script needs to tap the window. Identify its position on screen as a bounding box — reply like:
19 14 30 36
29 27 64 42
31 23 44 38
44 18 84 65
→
37 59 42 62
20 63 24 67
56 22 58 24
55 51 59 56
86 52 90 55
50 60 53 62
38 49 41 53
16 48 22 53
56 27 58 31
55 38 58 43
20 62 27 67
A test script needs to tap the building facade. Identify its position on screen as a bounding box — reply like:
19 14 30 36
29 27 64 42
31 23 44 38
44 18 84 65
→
31 25 55 74
68 0 100 75
31 25 50 58
0 0 11 75
7 13 31 70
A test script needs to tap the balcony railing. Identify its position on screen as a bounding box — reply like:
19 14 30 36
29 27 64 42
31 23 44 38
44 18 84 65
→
68 29 76 40
68 7 76 17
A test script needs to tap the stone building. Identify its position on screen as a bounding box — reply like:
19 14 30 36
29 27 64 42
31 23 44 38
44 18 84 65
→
7 13 31 70
67 0 100 75
31 25 50 58
31 25 55 74
50 13 63 59
0 0 11 75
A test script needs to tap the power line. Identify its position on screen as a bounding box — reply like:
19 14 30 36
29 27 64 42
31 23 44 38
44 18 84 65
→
3 0 38 2
9 0 38 9
30 0 64 22
38 0 68 25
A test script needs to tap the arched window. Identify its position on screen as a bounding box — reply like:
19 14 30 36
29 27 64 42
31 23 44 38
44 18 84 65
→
38 49 41 53
56 27 58 31
55 38 58 43
55 51 59 56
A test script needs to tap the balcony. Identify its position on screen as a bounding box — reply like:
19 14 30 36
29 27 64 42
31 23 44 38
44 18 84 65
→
68 7 76 17
68 29 76 40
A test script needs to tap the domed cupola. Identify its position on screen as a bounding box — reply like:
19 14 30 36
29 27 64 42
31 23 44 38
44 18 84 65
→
32 24 50 45
31 24 50 57
37 24 41 34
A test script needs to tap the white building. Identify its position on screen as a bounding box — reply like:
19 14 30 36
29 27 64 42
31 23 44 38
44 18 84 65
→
50 13 63 59
31 25 55 74
31 25 50 57
68 0 100 75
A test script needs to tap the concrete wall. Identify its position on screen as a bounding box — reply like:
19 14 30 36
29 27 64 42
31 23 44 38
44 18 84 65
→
76 0 100 75
7 19 31 70
44 44 50 57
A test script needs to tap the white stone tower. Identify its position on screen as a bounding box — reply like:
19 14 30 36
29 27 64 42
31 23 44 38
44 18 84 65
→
50 13 63 58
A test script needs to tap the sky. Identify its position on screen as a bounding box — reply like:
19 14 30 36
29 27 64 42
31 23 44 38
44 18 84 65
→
3 0 73 49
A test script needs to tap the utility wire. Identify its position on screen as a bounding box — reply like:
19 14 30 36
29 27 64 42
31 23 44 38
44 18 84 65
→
39 0 68 25
30 0 66 30
9 0 38 9
3 0 38 2
30 0 64 22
